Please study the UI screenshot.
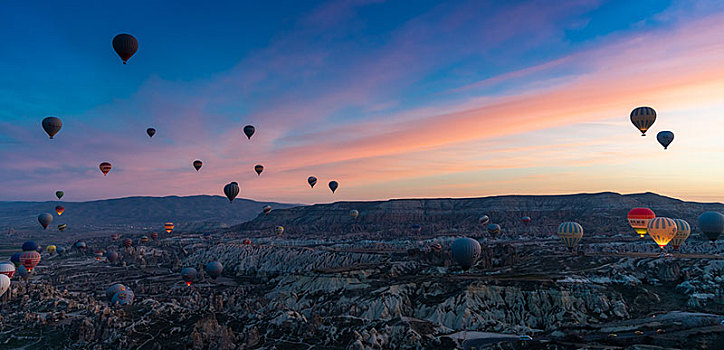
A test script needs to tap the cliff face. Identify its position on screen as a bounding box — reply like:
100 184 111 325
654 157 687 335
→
231 192 724 238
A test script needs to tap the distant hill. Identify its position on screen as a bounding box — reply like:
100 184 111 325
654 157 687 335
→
0 195 300 237
231 192 724 239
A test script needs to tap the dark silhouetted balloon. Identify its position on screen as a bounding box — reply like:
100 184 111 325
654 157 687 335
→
11 253 21 267
107 251 119 263
451 237 481 270
329 181 339 193
56 246 66 255
193 160 203 171
181 267 197 286
263 205 272 215
224 182 239 203
16 265 28 278
146 128 156 138
630 106 656 136
411 224 421 234
656 131 674 150
205 261 223 279
697 211 724 242
349 209 359 219
151 232 158 240
38 213 53 229
75 241 87 250
243 125 255 139
55 191 64 199
22 241 39 252
42 116 62 139
487 223 501 236
99 162 112 176
112 34 138 64
254 164 264 176
308 176 317 188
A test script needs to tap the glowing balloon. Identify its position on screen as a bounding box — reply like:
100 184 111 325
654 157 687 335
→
165 222 174 234
628 208 655 238
647 217 677 249
181 267 197 286
55 205 64 216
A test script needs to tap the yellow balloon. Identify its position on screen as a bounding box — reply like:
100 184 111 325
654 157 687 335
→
46 245 57 254
647 217 677 249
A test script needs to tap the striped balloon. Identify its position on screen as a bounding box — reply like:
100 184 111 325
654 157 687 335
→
19 251 41 272
164 222 174 233
647 217 677 249
630 106 656 136
670 219 691 251
557 222 583 251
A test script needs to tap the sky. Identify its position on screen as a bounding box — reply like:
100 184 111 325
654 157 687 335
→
1 0 724 204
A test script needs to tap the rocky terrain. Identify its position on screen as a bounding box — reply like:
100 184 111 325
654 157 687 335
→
0 232 721 349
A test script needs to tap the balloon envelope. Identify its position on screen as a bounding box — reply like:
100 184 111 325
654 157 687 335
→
0 275 9 298
628 208 655 238
275 226 284 236
55 205 64 216
38 213 53 229
106 283 127 301
19 251 41 272
205 262 223 279
224 182 240 203
479 215 490 225
522 216 531 224
329 181 339 193
10 253 22 267
99 162 112 176
670 219 691 250
647 217 677 249
630 106 656 136
487 224 501 236
263 205 272 215
165 222 174 233
42 116 62 139
308 176 317 188
557 222 583 251
146 128 156 138
55 191 64 199
656 131 674 149
107 251 120 263
111 290 134 306
46 245 57 254
697 211 724 242
0 262 15 279
254 164 264 176
112 33 138 64
243 125 255 139
181 267 198 286
349 210 359 219
22 241 39 252
193 160 203 171
451 237 481 270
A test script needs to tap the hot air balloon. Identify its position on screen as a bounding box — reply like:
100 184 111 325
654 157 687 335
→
329 181 339 193
106 283 127 301
42 116 62 139
243 125 255 139
57 224 67 232
479 215 490 226
165 222 174 234
193 160 203 171
56 246 66 255
487 224 501 236
275 226 284 237
46 245 56 254
243 238 251 245
349 210 359 219
308 176 317 188
0 262 15 279
55 205 65 216
430 243 442 252
263 205 272 215
19 251 41 272
411 224 422 235
55 191 64 199
205 262 223 280
151 232 158 240
146 128 156 138
38 213 53 229
99 162 112 176
254 164 264 176
670 219 691 251
627 208 656 238
0 275 9 298
112 290 134 306
112 33 138 64
10 253 21 268
74 241 87 250
107 251 119 263
697 211 724 242
140 236 149 244
522 216 531 224
647 217 677 250
22 241 39 252
94 250 104 261
557 222 583 251
181 267 197 286
656 131 674 150
224 182 239 203
111 234 120 241
630 106 656 136
451 237 481 270
121 238 132 248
